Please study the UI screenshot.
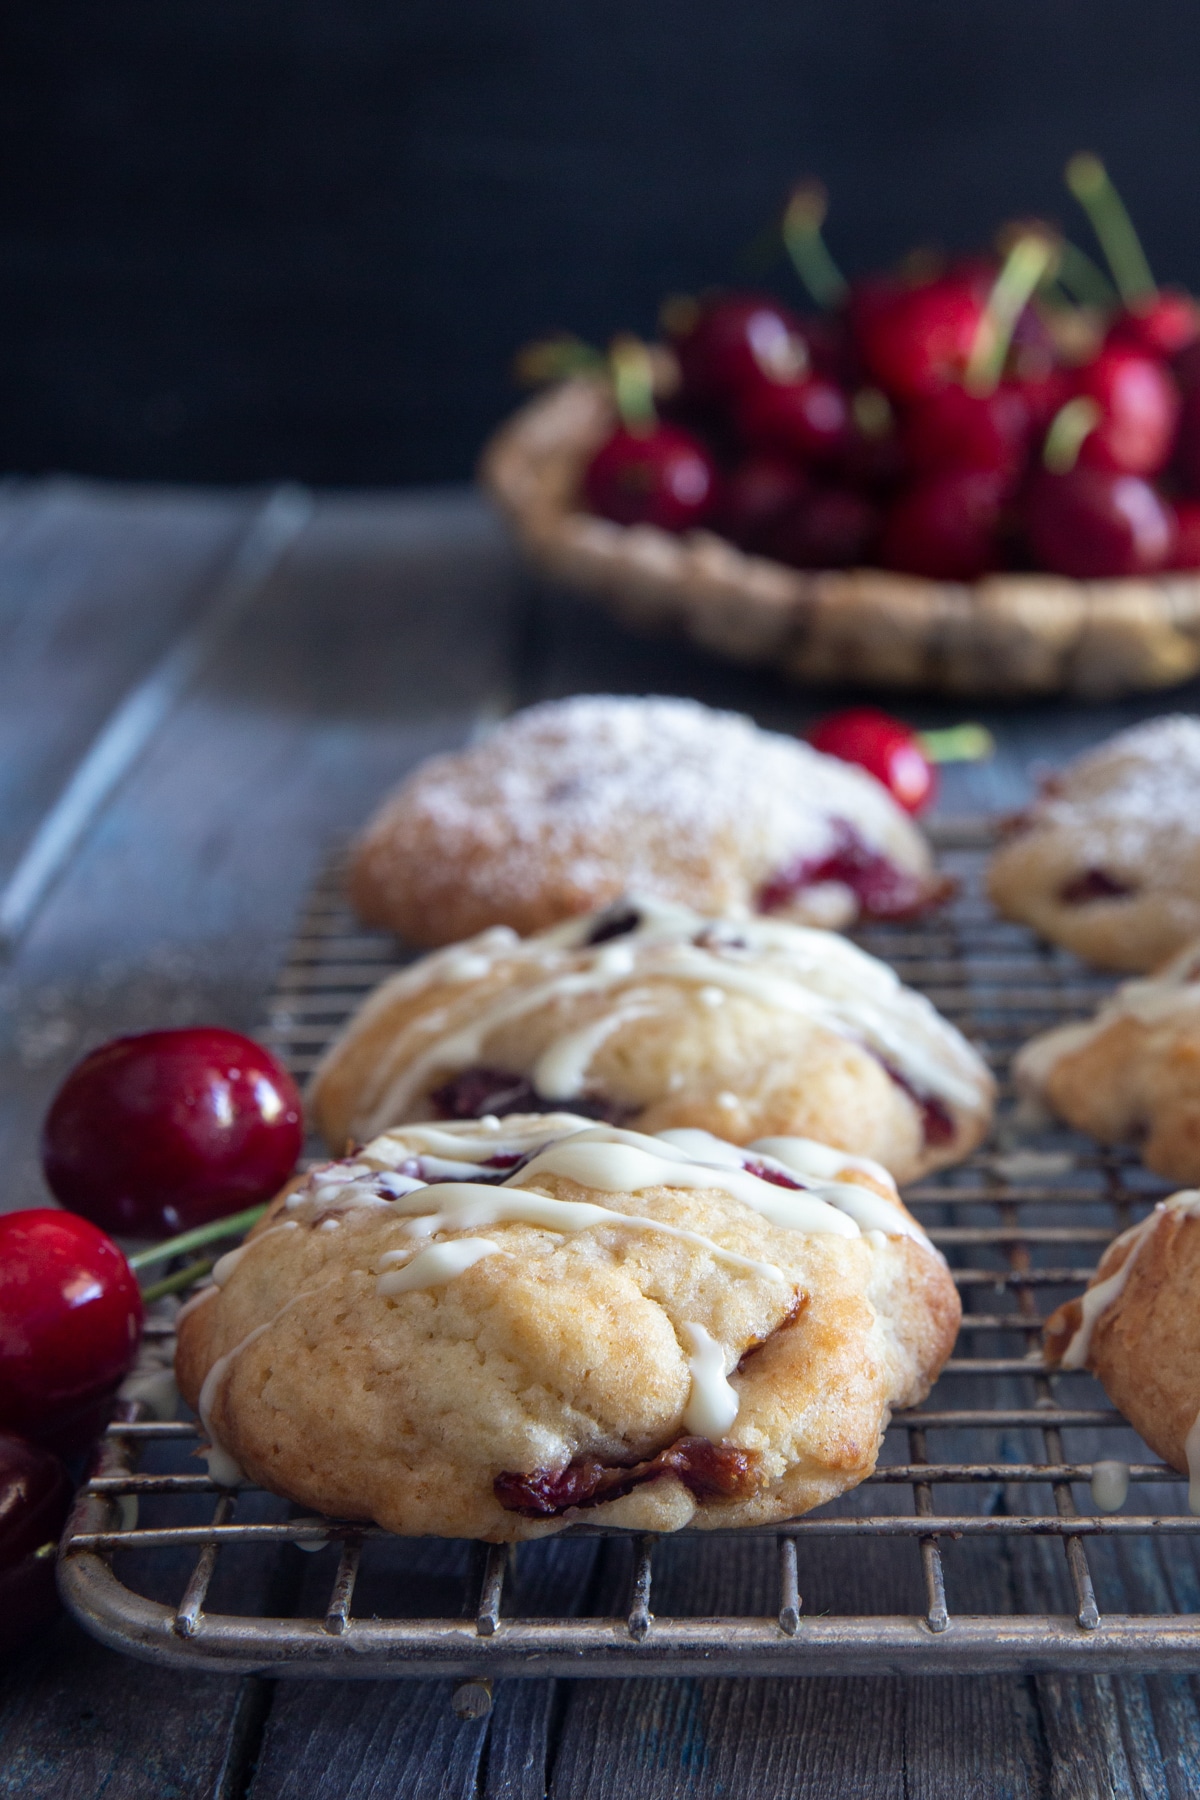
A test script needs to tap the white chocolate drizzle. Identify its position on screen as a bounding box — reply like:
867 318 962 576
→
680 1321 740 1438
325 896 990 1140
1059 1190 1200 1369
376 1238 503 1297
1090 1460 1130 1512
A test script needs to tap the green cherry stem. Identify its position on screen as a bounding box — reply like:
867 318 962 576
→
1065 154 1156 308
513 333 605 387
609 335 658 435
1043 397 1103 474
964 235 1055 395
127 1202 270 1274
140 1257 216 1305
1054 239 1118 309
781 182 849 310
917 724 996 765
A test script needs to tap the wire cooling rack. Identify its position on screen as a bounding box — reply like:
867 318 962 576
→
59 823 1200 1688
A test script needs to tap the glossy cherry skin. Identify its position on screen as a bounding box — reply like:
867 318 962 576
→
0 1210 142 1450
1108 290 1200 359
735 374 849 466
583 425 716 532
1073 346 1180 477
903 383 1032 484
808 708 936 814
853 275 987 403
1168 498 1200 569
767 487 878 570
42 1026 304 1238
670 294 808 405
1024 468 1177 579
715 456 808 552
880 471 1005 581
0 1433 72 1653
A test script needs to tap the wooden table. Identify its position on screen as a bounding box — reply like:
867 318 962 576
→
1 477 1198 1798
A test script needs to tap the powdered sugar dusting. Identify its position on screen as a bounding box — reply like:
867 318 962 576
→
372 696 932 923
1031 715 1200 881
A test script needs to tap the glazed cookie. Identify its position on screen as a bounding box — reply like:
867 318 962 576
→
309 897 994 1183
349 694 947 946
987 716 1200 973
1015 938 1200 1184
176 1115 962 1540
1045 1191 1200 1504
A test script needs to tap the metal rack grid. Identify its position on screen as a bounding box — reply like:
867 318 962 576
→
59 823 1200 1683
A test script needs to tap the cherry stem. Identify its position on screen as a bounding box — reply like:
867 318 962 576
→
1055 240 1118 309
140 1257 215 1304
1043 396 1102 474
127 1201 269 1272
781 181 848 310
1065 154 1156 308
609 335 658 434
917 724 996 765
964 235 1055 395
513 333 605 387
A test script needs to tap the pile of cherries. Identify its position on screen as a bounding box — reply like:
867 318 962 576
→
579 158 1200 581
0 1027 303 1652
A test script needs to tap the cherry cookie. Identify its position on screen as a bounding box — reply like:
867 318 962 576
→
310 897 994 1184
349 695 948 946
1045 1191 1200 1506
176 1115 961 1539
1015 938 1200 1184
987 716 1200 973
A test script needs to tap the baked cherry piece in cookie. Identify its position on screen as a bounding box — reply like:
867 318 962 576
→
1045 1192 1200 1506
987 716 1200 973
175 1115 961 1540
349 696 948 947
1015 938 1200 1184
309 898 994 1185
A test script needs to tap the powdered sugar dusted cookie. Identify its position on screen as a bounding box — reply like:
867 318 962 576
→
309 898 994 1183
987 716 1200 973
349 695 947 946
1015 937 1200 1184
175 1115 961 1540
1045 1191 1200 1505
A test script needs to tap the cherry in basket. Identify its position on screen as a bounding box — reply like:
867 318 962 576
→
0 1209 142 1450
42 1026 304 1238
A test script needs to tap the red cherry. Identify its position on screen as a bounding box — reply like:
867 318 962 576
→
1168 498 1200 569
1024 467 1177 578
716 456 808 552
583 425 716 532
767 486 879 570
853 275 988 403
669 294 808 405
735 375 850 465
1108 289 1200 359
903 384 1032 484
1173 385 1200 494
0 1433 72 1653
42 1026 304 1238
1073 346 1180 476
809 708 936 813
880 470 1006 581
0 1210 142 1449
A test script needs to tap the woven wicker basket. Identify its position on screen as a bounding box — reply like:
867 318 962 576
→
480 373 1200 698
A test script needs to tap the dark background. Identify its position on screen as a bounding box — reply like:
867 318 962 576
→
4 0 1200 486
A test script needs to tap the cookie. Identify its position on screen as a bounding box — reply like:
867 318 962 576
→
349 695 947 946
987 716 1200 973
1045 1190 1200 1504
309 897 995 1184
175 1115 961 1540
1015 938 1200 1184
